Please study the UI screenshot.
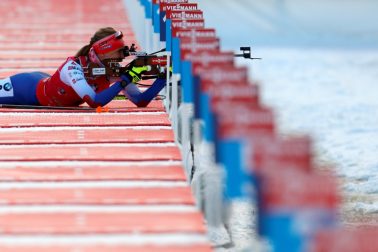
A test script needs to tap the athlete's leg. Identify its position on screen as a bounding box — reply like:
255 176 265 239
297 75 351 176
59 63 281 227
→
0 72 50 105
123 78 166 107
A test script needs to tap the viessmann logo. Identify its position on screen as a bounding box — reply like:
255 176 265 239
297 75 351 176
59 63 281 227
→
220 108 274 125
170 11 203 19
174 29 216 38
163 4 197 11
160 0 189 3
184 52 233 67
172 20 204 29
198 68 247 83
180 39 219 53
208 85 259 98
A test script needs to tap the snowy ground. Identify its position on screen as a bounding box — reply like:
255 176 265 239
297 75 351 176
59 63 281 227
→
246 47 378 225
197 0 378 251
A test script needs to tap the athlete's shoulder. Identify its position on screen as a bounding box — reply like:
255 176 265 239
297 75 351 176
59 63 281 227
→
60 57 83 72
58 57 85 85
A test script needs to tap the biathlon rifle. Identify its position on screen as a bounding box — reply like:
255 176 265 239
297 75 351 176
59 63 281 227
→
88 44 169 80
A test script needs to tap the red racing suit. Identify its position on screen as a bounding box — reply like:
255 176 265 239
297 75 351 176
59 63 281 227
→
36 56 111 107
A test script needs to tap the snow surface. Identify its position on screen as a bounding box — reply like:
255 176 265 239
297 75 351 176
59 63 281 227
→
197 0 378 250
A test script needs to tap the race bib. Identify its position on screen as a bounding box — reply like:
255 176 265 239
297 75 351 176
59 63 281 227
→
0 77 14 97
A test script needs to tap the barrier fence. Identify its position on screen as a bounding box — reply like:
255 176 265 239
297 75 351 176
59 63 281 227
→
125 0 378 251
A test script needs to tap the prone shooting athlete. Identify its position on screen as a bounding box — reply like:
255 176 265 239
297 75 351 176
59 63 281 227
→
0 27 166 108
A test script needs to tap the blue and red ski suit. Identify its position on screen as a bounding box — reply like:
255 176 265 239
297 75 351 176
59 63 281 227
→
0 56 165 107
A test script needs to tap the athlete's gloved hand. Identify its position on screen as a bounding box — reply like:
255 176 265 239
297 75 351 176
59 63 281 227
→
124 65 151 83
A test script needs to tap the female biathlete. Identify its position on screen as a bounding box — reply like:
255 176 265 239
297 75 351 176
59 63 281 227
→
0 27 165 108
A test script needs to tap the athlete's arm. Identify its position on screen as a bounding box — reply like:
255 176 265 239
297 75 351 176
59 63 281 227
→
123 78 166 107
59 60 129 108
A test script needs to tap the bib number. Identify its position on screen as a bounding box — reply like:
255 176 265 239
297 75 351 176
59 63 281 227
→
0 78 14 97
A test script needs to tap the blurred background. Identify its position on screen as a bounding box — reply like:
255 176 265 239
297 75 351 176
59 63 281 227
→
198 0 378 48
197 0 378 250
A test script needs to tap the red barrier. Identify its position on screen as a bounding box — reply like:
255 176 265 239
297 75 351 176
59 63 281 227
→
310 227 378 252
259 169 340 211
252 136 313 175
